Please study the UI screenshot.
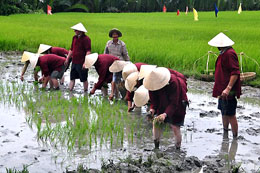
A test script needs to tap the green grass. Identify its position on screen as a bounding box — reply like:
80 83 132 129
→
1 11 260 85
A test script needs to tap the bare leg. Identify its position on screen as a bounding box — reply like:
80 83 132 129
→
229 115 238 138
153 123 163 149
170 124 182 149
83 81 88 92
222 115 229 131
51 78 59 89
49 80 53 89
60 76 65 85
101 87 108 97
69 80 75 91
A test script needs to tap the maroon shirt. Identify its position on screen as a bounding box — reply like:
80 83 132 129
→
94 54 119 89
149 74 187 124
70 34 91 65
37 54 66 76
213 47 241 99
126 62 147 101
50 47 69 58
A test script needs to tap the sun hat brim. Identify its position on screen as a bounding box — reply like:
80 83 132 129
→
109 28 122 38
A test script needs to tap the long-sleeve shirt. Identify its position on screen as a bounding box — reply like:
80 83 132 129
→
50 47 69 58
104 40 129 61
94 54 119 89
70 34 91 65
37 54 65 76
149 74 187 124
213 47 241 99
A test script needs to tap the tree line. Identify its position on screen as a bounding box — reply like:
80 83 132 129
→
1 0 260 16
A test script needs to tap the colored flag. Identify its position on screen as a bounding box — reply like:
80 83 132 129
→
47 5 52 15
177 9 180 16
214 3 219 17
238 3 242 14
193 8 198 21
185 6 188 15
163 5 167 13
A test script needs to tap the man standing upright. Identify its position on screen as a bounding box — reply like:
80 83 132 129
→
65 23 91 92
208 32 241 138
104 28 130 100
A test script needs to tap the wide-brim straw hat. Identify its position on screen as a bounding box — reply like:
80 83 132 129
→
208 32 234 47
122 63 138 80
84 53 98 68
138 65 157 80
37 44 52 54
109 28 122 38
71 23 87 33
109 60 129 73
28 52 40 69
143 67 171 91
133 85 149 107
125 72 139 92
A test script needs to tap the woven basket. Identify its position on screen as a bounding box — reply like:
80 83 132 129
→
240 72 256 81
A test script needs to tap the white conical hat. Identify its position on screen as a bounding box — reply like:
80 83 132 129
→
109 60 129 73
37 44 52 54
138 65 157 80
21 51 33 62
122 63 138 80
71 23 87 33
28 52 40 69
84 53 98 68
125 72 139 92
208 32 234 47
143 67 171 91
133 85 149 107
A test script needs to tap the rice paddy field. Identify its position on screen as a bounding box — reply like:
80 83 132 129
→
0 11 260 85
1 11 260 172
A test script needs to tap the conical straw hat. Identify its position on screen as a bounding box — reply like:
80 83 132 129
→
122 63 138 80
109 60 129 73
109 28 122 38
28 52 40 69
21 51 33 62
84 53 98 68
125 72 139 92
37 44 52 54
133 85 149 107
71 23 87 33
138 65 157 80
208 32 234 47
143 67 171 91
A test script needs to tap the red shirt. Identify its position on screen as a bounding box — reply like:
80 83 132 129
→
94 54 119 89
126 62 147 101
37 54 66 76
213 47 241 99
50 47 69 58
70 34 91 65
149 74 187 124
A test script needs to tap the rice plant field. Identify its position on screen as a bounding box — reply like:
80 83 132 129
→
0 11 260 81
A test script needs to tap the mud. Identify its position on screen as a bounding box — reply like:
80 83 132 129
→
1 52 260 173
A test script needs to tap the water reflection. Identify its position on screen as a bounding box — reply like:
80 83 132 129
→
219 132 238 165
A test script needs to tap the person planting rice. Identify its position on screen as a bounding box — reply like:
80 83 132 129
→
208 32 241 138
22 51 66 90
83 53 120 96
104 28 130 100
143 67 188 150
123 63 153 112
37 44 71 84
64 23 91 92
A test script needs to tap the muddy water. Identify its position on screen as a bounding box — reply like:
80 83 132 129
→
0 52 260 172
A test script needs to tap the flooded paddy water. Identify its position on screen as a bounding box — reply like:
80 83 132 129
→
0 52 259 173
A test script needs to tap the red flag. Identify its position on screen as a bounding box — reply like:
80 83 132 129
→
163 5 167 13
47 5 52 15
177 9 180 16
